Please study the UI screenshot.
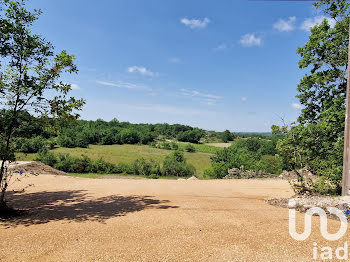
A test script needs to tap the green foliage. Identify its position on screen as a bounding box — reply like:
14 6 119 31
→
177 129 204 143
205 138 282 178
170 142 179 150
177 142 220 154
0 0 84 204
162 150 196 177
36 148 57 167
185 144 196 153
114 162 133 174
132 158 161 176
256 155 284 175
161 142 172 150
203 161 227 179
221 130 234 143
15 136 46 153
273 0 349 195
36 148 197 178
36 150 134 175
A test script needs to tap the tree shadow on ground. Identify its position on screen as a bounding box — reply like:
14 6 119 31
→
0 190 178 228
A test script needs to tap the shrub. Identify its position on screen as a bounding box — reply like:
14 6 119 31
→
36 148 57 167
185 144 196 153
203 161 227 179
47 139 57 150
54 153 78 173
89 157 115 173
161 142 172 150
16 136 46 153
161 150 195 177
170 142 179 150
114 162 133 174
255 155 283 174
133 158 161 176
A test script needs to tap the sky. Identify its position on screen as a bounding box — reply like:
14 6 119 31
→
27 0 333 132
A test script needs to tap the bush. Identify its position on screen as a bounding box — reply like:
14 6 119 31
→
114 163 133 174
161 150 196 177
132 158 161 176
203 161 227 179
161 142 171 150
47 139 57 150
185 144 196 153
207 137 285 179
54 153 78 173
16 136 46 153
255 155 283 174
89 157 115 173
36 148 57 167
170 142 179 150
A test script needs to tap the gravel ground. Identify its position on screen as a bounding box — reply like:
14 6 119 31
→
1 175 349 262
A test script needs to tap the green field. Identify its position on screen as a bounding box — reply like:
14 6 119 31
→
176 142 223 154
16 144 214 179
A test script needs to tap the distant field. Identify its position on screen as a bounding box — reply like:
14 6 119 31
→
176 142 222 154
16 144 213 178
205 142 232 148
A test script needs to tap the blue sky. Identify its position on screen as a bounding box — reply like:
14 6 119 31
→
28 0 333 132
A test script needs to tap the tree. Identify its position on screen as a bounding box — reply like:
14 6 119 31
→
177 129 203 143
274 0 350 194
0 0 85 208
221 130 232 143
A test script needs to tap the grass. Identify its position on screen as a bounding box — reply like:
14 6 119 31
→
175 142 222 154
16 144 213 179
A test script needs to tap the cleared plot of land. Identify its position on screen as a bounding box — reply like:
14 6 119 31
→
16 144 213 178
1 175 348 262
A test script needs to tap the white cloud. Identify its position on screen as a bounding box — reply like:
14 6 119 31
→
127 66 159 77
291 103 303 110
215 43 228 51
273 16 296 32
241 97 247 102
96 80 150 90
180 88 222 100
170 57 180 63
70 84 81 90
180 17 210 29
300 16 336 31
239 34 262 47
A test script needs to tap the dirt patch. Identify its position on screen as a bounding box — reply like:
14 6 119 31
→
1 176 347 261
205 142 231 148
8 161 68 176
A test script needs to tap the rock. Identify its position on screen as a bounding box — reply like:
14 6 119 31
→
339 196 350 205
187 176 198 180
177 178 186 181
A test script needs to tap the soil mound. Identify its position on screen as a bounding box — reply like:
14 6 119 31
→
8 161 68 176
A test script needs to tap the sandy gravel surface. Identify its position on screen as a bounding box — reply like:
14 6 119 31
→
1 175 349 262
